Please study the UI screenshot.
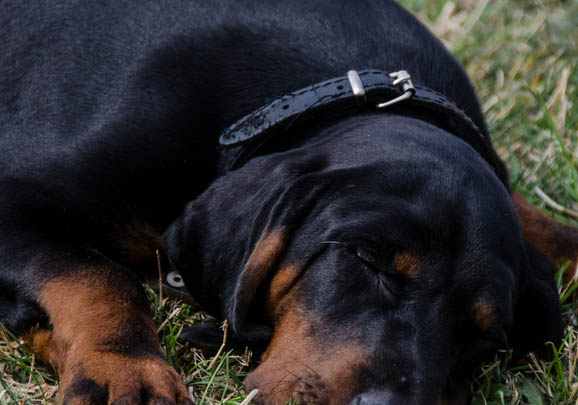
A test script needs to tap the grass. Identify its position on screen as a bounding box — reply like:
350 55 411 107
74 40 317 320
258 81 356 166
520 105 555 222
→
1 0 577 403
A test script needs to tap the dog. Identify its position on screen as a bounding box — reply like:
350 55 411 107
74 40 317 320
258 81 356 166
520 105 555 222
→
1 1 577 404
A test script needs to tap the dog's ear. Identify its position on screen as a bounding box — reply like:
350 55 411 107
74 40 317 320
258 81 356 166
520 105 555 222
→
163 194 283 345
227 176 327 341
509 240 563 357
164 157 328 345
226 225 288 342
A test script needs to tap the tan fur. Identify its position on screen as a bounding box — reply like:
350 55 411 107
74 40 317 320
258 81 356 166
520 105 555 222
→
244 228 286 275
247 302 366 405
265 263 300 318
513 192 578 279
235 228 287 310
39 276 159 370
36 274 188 403
23 328 60 366
394 251 419 277
474 301 494 332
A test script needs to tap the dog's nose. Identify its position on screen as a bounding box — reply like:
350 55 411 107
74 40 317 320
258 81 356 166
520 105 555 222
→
350 390 402 405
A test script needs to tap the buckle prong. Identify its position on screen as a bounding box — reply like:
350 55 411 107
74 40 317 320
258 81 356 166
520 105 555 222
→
376 70 415 109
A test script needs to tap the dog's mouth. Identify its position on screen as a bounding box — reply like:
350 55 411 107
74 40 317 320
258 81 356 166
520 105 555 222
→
244 341 364 405
244 353 474 405
242 295 366 405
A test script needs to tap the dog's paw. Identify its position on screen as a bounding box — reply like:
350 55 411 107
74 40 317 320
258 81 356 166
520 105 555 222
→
58 351 192 405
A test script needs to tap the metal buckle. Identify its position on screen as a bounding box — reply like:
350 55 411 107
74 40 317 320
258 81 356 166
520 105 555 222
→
376 70 415 109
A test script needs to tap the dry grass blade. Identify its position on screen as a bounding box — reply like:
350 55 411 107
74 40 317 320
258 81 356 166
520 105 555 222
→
534 187 578 220
207 320 229 371
239 389 259 405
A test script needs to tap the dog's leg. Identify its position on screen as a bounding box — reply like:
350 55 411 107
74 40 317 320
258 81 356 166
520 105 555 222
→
512 192 578 279
17 248 191 405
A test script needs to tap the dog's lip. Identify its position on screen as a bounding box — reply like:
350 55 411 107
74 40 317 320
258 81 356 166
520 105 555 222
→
245 375 474 405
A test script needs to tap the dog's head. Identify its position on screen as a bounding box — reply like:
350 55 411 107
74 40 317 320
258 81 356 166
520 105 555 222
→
164 116 562 404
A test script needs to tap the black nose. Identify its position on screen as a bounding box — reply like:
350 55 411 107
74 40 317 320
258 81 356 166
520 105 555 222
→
350 391 403 405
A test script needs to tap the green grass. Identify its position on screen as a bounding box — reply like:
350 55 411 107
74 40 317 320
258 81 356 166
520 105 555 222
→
1 0 577 403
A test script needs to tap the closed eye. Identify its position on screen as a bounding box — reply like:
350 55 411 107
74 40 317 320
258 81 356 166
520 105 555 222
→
348 245 394 273
344 245 401 297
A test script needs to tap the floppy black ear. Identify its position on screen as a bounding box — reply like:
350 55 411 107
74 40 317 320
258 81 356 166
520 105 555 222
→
163 190 281 345
226 175 328 339
509 240 563 358
164 155 328 344
163 195 278 347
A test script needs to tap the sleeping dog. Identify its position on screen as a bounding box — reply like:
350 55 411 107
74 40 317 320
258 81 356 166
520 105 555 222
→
1 0 577 404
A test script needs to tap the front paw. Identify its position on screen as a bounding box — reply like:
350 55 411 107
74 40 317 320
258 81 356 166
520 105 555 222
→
59 351 192 405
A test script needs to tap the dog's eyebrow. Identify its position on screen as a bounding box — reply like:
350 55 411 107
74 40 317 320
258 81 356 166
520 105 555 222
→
393 251 419 277
474 300 495 332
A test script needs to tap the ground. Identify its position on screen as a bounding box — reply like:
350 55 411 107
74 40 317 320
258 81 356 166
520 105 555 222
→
1 0 577 404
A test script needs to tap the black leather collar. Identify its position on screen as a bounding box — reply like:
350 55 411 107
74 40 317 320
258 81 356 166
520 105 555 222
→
217 69 499 175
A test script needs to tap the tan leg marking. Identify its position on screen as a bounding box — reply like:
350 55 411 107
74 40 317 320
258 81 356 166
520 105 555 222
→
36 273 190 404
513 192 578 279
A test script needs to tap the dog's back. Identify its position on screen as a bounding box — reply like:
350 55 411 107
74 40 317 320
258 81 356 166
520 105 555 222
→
1 0 497 272
0 0 488 178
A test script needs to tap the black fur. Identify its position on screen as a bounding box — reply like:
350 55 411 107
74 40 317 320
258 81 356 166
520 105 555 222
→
63 377 109 405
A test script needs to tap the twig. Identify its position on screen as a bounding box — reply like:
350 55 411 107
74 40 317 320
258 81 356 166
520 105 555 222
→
156 305 183 334
156 249 163 311
207 320 228 370
21 354 35 405
240 389 259 405
534 187 578 220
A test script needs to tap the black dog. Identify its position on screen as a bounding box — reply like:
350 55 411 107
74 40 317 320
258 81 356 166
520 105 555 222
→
1 1 577 404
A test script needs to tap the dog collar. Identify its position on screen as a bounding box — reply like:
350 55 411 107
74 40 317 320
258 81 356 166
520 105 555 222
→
217 69 499 174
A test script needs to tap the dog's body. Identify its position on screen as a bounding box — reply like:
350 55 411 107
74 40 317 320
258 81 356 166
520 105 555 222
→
1 1 577 404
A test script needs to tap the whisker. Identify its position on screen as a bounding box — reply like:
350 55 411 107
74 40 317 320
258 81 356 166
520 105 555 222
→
320 240 343 245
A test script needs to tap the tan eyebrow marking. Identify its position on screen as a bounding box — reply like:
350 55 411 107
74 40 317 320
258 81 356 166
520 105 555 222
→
474 301 494 331
394 251 419 277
